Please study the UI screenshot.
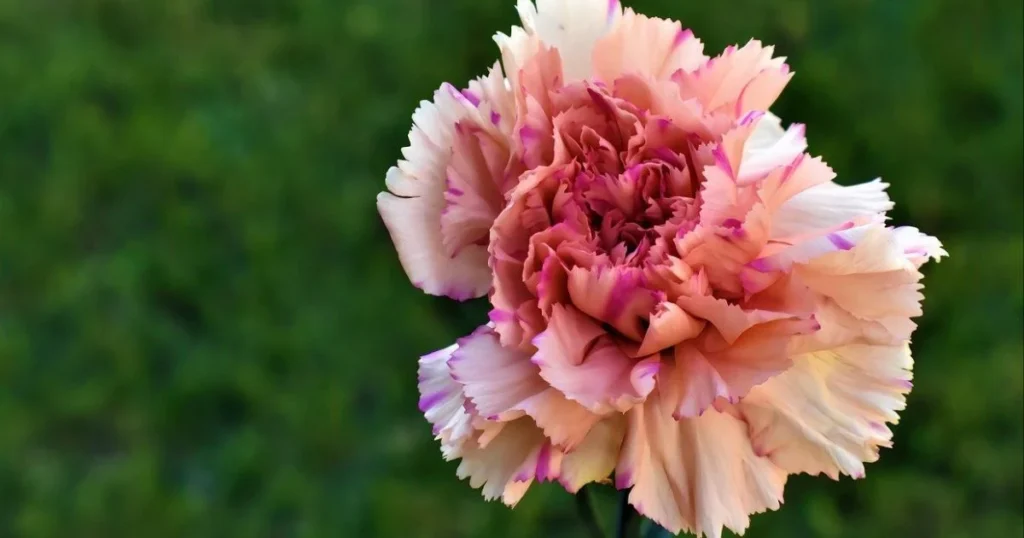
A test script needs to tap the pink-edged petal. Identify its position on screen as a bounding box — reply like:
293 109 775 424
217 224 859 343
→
789 296 911 355
592 9 707 81
567 265 658 340
439 121 508 257
418 343 476 459
746 221 880 276
448 326 544 420
755 152 837 212
447 325 602 448
378 78 513 300
697 119 762 226
740 344 914 480
378 169 492 300
617 380 787 538
533 305 660 413
559 416 626 492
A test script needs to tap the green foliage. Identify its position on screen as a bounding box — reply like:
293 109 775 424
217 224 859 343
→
0 0 1020 536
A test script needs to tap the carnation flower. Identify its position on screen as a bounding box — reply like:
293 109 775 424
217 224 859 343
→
378 1 946 536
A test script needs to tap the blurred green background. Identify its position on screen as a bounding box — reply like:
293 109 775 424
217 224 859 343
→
0 0 1021 536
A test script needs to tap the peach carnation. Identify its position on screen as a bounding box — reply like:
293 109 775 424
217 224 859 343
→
378 1 945 536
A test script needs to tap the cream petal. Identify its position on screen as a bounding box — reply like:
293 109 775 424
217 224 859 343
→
515 388 603 450
891 226 948 268
740 344 914 479
559 416 626 492
617 380 787 537
795 226 926 321
772 179 893 239
747 221 880 275
455 418 551 506
517 0 621 82
739 120 806 183
675 293 798 344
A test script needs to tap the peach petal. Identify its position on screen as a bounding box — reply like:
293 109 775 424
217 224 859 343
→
617 381 787 537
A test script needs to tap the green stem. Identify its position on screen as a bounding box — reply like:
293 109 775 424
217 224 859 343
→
616 488 635 538
576 485 606 538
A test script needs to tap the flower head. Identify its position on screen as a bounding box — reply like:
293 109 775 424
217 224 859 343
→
379 1 945 536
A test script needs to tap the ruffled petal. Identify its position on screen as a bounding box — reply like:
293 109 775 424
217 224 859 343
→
567 265 658 341
667 315 819 418
592 9 707 81
740 343 914 479
617 379 787 538
533 305 660 413
456 418 552 506
674 39 792 117
449 326 546 420
448 325 602 448
418 343 475 459
795 226 925 321
378 79 514 300
516 0 621 82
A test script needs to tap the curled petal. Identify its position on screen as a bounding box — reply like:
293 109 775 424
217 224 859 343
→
534 305 660 413
635 301 705 356
567 265 658 340
891 226 948 268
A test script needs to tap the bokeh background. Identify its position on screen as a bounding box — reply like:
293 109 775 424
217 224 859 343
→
0 0 1021 536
